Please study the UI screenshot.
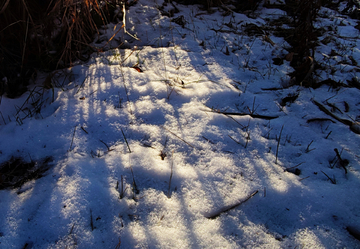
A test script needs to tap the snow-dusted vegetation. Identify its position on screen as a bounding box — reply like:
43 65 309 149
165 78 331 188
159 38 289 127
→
1 0 360 248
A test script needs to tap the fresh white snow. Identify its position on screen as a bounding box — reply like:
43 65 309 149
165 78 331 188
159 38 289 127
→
1 0 360 248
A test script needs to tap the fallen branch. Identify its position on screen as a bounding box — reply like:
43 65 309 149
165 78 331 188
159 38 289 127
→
313 100 360 134
205 190 258 219
307 118 335 123
205 110 278 120
261 87 283 91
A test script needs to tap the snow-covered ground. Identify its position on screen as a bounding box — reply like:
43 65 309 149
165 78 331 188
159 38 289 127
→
1 0 360 248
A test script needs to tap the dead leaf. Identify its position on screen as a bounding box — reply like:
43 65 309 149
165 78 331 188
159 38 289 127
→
133 66 143 72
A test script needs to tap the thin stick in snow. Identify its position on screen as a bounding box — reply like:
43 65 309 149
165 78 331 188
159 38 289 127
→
205 190 258 219
128 157 139 197
119 175 125 199
325 131 332 139
162 126 195 149
81 126 88 134
99 139 113 152
76 75 89 94
115 238 122 249
284 162 304 172
321 171 336 184
90 209 94 231
120 128 131 153
334 148 348 174
305 140 316 153
205 109 278 120
69 125 77 151
275 124 284 164
69 223 75 235
228 135 241 144
167 151 174 198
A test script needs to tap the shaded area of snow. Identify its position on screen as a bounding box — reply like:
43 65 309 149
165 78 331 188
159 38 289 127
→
1 0 360 248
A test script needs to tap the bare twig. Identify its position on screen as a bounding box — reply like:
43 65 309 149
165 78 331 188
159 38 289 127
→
275 124 284 164
69 223 75 235
228 135 241 144
202 136 215 144
321 171 336 184
167 151 174 198
128 157 139 197
225 115 245 129
99 139 113 152
162 126 196 149
299 176 310 181
285 162 305 171
205 190 258 219
244 119 251 149
120 175 125 199
122 3 139 40
205 109 278 120
115 238 122 249
69 125 77 151
334 148 348 174
120 128 131 153
325 131 332 139
90 209 94 231
305 140 316 153
76 76 89 94
81 126 88 134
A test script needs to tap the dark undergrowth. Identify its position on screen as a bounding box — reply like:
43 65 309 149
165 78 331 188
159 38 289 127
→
0 156 53 190
0 0 127 98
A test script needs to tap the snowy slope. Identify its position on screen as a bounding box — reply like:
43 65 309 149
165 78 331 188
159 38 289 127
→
1 0 360 248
